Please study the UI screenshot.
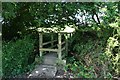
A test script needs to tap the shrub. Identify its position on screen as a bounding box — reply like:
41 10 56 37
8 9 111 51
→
2 35 35 77
67 30 114 78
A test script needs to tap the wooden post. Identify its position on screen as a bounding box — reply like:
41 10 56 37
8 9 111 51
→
39 33 43 57
58 33 62 60
65 34 68 55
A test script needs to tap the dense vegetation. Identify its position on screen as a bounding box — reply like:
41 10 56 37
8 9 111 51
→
1 2 120 78
2 35 35 77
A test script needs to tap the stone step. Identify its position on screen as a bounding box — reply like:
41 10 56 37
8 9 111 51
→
27 52 62 78
28 65 57 78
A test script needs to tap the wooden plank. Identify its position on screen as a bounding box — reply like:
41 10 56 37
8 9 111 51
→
37 25 75 33
42 40 57 46
61 41 65 45
62 46 66 51
40 48 58 52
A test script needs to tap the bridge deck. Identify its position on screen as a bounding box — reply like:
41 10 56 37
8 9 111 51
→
28 52 63 78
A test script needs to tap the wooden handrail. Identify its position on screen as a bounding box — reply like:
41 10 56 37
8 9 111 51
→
62 46 66 51
42 40 57 46
40 48 58 52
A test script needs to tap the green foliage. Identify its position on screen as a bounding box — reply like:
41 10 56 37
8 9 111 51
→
2 2 106 40
67 29 114 78
103 3 120 77
2 3 17 19
64 62 96 78
35 56 43 65
2 2 119 78
2 35 35 77
105 29 120 77
66 2 119 78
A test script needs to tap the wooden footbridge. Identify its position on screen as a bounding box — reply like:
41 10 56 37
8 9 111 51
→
36 25 75 60
28 25 76 78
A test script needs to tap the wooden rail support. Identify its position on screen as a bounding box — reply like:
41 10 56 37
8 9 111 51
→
36 26 75 60
58 33 62 60
42 40 57 46
65 34 68 55
39 33 43 57
61 41 65 45
62 46 66 51
40 48 58 52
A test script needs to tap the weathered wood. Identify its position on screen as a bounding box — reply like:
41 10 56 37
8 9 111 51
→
40 48 58 52
65 34 68 55
37 26 75 60
37 25 75 33
42 40 57 46
62 46 66 51
58 33 62 60
61 41 65 45
39 33 43 57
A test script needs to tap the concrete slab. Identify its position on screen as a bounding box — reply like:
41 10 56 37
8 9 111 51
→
43 57 57 65
28 52 58 78
43 52 58 65
28 65 57 78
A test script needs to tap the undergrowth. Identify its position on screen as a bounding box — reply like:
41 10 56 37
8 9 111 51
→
2 35 36 77
65 27 119 78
